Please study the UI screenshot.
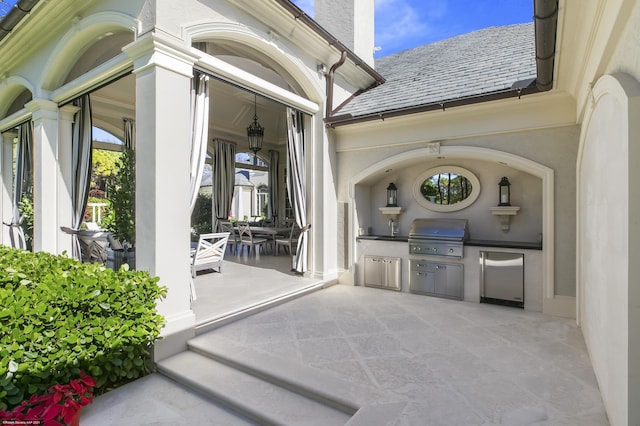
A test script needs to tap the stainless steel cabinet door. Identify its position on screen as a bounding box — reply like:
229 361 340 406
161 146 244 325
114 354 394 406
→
364 256 384 288
364 256 401 291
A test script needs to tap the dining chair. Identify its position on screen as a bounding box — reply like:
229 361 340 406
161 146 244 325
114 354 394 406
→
274 223 297 255
237 221 269 256
275 223 311 256
217 221 239 254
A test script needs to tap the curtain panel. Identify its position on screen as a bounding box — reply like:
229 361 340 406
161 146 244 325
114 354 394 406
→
286 108 309 273
12 121 33 224
212 139 236 232
189 71 210 213
70 94 93 260
123 117 135 150
268 150 279 221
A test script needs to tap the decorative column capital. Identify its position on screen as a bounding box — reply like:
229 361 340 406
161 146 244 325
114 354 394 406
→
26 99 58 121
124 31 199 78
58 104 80 121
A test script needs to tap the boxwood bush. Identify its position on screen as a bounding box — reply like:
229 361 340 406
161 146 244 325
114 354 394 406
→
0 246 166 410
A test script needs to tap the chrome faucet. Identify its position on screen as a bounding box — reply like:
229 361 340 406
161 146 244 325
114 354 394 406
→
389 218 398 237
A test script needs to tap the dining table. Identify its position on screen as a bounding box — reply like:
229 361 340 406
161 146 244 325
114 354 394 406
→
248 226 290 251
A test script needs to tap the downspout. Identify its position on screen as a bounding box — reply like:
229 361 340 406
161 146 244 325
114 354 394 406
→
534 0 559 91
0 0 40 43
325 51 348 118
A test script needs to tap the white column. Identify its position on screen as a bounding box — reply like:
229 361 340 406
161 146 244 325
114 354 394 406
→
125 33 196 349
57 105 79 255
27 99 59 254
1 132 16 246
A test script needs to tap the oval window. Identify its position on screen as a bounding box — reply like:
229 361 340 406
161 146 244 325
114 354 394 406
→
413 166 480 212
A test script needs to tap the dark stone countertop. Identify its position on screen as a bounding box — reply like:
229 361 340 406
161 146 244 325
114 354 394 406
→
356 235 542 250
356 235 409 242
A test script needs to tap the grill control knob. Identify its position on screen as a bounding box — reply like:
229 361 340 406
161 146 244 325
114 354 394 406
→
449 248 454 254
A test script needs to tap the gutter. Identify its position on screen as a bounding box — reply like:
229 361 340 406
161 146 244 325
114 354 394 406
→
325 81 540 128
326 51 347 117
273 0 386 87
533 0 558 91
0 0 40 43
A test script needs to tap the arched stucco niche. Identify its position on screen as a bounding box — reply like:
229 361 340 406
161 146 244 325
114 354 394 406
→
348 146 555 307
184 22 324 106
0 77 35 123
40 12 137 91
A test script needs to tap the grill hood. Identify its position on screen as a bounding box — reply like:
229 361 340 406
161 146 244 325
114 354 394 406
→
409 218 469 241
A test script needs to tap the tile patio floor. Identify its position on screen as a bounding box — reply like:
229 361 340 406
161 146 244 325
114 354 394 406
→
82 254 609 425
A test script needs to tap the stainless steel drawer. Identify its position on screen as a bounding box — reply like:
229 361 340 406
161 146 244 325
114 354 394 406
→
409 259 463 300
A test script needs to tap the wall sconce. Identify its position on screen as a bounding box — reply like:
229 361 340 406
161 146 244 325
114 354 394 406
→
386 182 398 207
498 177 511 206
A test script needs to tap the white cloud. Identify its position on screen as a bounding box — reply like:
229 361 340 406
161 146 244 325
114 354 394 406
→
374 0 452 55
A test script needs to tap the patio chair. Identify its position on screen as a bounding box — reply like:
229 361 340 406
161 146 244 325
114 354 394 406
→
191 232 230 277
237 222 269 256
3 221 27 250
217 221 239 254
60 226 110 264
275 223 311 256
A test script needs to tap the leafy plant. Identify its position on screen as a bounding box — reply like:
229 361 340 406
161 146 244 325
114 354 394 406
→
191 192 212 240
104 148 135 246
0 246 166 411
0 371 95 425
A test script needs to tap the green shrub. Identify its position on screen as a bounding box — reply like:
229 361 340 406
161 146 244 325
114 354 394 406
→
0 246 166 410
191 192 213 240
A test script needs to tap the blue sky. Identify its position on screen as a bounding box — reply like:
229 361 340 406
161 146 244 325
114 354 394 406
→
292 0 533 57
0 0 18 18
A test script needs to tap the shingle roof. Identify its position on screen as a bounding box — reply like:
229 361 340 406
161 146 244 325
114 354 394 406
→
338 23 536 117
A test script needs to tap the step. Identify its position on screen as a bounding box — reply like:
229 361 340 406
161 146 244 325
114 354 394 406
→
157 351 352 426
187 333 388 413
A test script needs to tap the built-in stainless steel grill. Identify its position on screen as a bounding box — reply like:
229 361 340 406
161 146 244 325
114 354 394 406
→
408 218 469 258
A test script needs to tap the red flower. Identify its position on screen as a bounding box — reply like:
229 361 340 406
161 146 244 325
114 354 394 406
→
0 371 95 426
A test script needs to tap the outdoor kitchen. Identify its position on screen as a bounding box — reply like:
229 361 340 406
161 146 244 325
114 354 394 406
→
353 157 544 312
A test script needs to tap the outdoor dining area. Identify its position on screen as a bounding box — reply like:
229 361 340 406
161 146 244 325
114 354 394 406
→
217 219 310 257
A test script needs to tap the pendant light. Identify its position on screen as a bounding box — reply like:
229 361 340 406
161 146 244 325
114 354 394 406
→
247 93 264 158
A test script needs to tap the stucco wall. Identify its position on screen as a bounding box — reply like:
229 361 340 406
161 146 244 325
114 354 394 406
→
337 125 579 297
579 3 640 421
578 80 632 426
606 0 640 82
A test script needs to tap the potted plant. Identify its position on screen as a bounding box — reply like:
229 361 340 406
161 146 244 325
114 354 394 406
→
103 147 136 270
0 372 95 426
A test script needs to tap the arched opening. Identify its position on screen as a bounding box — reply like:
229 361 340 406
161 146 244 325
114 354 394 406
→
186 34 321 326
349 146 555 312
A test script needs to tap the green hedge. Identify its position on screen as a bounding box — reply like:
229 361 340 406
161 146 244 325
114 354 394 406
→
0 246 166 410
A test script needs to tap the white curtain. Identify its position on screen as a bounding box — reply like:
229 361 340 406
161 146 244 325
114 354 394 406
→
71 95 93 260
268 150 279 221
286 108 309 273
123 117 135 150
212 139 236 232
6 121 32 249
12 121 32 224
190 71 210 212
